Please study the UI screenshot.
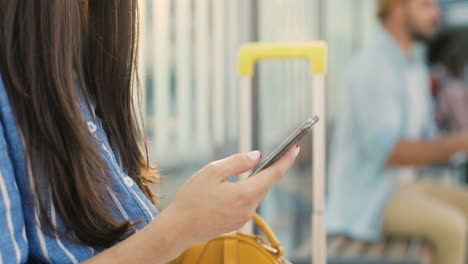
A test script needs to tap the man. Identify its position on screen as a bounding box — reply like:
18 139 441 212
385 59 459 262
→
327 1 468 263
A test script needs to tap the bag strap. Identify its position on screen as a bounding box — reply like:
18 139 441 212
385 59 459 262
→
224 239 239 264
252 213 285 256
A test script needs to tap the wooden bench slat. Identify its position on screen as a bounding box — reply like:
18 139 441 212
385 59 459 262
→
407 238 423 259
386 237 409 260
341 240 366 256
406 238 433 263
328 236 347 256
419 242 433 264
364 239 387 258
323 235 433 264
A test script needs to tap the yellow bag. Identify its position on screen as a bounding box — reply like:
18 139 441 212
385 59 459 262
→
169 214 291 264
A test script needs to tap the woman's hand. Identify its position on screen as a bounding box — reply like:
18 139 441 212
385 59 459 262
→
83 146 300 264
160 146 300 249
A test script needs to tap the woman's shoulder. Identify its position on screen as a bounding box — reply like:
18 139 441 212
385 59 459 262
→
0 75 15 131
0 74 26 165
0 74 13 115
0 75 11 135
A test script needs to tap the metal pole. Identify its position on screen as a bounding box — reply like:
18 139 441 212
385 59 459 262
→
227 0 240 143
194 0 210 156
239 76 253 234
175 0 191 155
154 0 171 160
312 75 326 264
213 0 226 147
136 0 147 129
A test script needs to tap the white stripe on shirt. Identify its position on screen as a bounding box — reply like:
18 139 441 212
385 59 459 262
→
87 246 95 256
50 195 78 264
21 226 26 243
107 188 130 220
132 190 155 221
33 214 51 261
27 165 51 262
0 171 21 263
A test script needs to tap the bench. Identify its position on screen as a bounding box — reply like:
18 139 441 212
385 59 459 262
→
292 235 433 264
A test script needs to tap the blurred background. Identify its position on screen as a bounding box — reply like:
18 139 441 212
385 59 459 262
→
138 0 468 262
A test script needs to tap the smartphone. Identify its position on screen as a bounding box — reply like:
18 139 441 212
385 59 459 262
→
249 116 319 177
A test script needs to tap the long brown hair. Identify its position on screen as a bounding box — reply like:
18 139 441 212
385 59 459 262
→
0 0 159 248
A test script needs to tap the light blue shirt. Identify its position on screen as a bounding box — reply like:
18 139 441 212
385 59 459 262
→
0 75 158 263
326 29 436 241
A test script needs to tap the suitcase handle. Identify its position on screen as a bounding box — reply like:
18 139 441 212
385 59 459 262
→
237 42 327 76
237 41 328 264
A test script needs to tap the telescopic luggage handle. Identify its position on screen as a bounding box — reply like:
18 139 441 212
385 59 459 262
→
237 42 328 264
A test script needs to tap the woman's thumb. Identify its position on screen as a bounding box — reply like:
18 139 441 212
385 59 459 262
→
207 151 262 181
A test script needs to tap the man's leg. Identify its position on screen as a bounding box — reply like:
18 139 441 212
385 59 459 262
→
382 183 466 264
422 182 468 219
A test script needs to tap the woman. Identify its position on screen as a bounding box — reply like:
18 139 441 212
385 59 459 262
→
0 1 300 263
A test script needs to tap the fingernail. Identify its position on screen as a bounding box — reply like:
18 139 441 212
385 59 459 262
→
247 150 262 161
294 145 301 157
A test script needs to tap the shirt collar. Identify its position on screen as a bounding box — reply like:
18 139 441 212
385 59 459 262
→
376 26 425 67
75 82 97 119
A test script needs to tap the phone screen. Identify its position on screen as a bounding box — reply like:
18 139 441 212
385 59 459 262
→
249 116 319 177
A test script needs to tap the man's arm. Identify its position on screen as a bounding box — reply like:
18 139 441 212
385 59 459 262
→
385 133 468 167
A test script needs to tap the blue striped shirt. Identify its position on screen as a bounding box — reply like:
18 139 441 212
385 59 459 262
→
0 75 159 263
